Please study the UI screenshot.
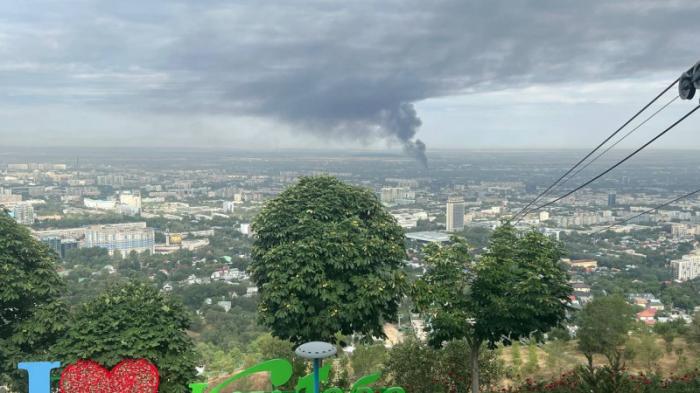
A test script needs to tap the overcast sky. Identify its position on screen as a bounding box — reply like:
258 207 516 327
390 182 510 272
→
1 0 700 156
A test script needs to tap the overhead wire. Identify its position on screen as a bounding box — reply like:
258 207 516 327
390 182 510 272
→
544 95 679 198
523 104 700 216
511 77 681 221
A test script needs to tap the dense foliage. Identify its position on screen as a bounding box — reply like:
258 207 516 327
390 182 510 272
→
383 338 504 393
0 212 67 388
250 176 407 343
51 282 198 393
577 295 637 369
471 224 571 347
413 223 572 393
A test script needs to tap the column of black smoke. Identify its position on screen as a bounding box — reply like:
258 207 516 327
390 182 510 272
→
379 103 428 168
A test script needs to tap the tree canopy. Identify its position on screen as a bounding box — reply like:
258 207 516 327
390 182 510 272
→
0 212 66 388
413 223 571 393
250 176 407 344
51 282 198 393
577 295 637 369
470 224 571 347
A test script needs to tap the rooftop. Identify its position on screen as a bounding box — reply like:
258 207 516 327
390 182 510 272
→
405 231 451 243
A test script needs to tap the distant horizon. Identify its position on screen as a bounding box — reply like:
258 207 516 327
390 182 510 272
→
6 145 700 153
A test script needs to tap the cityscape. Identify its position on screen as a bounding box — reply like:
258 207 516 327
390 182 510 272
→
4 1 700 392
3 146 700 391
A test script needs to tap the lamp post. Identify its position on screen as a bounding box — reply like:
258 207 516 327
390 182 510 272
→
295 341 337 393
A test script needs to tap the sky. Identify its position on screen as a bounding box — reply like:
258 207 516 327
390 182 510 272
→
1 0 700 159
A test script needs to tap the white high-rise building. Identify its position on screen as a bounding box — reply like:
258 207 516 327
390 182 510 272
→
446 197 465 232
671 251 700 282
11 203 34 225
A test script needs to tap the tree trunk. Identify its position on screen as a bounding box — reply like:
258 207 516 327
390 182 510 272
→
585 353 594 372
470 340 481 393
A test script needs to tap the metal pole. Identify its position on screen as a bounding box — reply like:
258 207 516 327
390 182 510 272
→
313 358 321 393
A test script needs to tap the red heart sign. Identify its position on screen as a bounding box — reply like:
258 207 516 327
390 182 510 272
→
59 359 159 393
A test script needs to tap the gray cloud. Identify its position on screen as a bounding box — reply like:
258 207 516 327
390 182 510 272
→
1 0 699 159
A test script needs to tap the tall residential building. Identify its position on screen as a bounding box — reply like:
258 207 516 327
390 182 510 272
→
607 192 616 207
84 222 155 257
380 187 415 205
11 203 35 225
446 197 465 232
671 251 700 282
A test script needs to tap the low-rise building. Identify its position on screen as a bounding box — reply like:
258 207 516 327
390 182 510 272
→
637 308 657 325
563 258 598 270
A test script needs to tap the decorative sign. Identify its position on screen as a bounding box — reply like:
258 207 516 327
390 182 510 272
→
59 359 159 393
18 359 405 393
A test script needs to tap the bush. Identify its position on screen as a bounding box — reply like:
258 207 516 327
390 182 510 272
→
384 338 504 393
494 367 700 393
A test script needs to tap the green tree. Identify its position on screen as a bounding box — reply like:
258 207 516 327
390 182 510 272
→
413 223 571 393
653 319 687 353
195 342 243 378
0 213 67 388
547 327 570 342
52 282 198 393
628 331 662 372
437 340 504 393
544 339 573 376
577 295 636 370
249 333 306 390
687 312 700 344
350 344 387 380
383 338 502 393
250 176 407 343
383 338 439 393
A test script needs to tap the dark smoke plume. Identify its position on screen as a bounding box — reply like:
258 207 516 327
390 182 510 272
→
379 103 427 167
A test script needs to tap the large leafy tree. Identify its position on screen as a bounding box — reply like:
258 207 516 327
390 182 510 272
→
250 176 407 343
413 223 571 393
52 282 198 393
0 212 67 388
577 295 636 370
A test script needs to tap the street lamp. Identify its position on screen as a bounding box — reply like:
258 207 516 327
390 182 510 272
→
295 341 337 393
